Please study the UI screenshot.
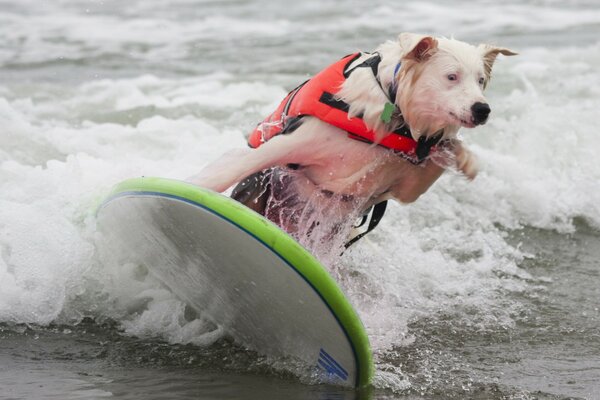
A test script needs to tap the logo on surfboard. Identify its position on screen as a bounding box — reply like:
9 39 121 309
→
317 348 348 381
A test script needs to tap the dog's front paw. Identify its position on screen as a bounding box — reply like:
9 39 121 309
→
430 141 478 180
455 145 478 180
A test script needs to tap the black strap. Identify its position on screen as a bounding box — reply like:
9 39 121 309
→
344 201 388 249
282 80 308 116
416 132 444 161
319 91 351 113
343 52 398 107
275 80 310 136
343 52 373 78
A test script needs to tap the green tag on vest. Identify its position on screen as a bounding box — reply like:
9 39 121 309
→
381 102 395 124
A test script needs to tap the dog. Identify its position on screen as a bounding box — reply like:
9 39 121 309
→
189 33 516 258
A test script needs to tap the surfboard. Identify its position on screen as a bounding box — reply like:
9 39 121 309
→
96 177 373 388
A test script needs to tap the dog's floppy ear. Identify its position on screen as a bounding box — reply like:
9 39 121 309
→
479 45 518 86
398 33 438 62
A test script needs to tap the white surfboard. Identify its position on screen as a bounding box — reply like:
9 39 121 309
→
96 177 372 388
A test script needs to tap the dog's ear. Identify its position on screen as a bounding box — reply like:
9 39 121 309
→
398 33 438 62
479 45 518 86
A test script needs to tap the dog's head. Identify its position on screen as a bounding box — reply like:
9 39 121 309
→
395 33 517 139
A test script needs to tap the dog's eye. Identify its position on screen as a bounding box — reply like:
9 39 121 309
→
447 74 458 81
479 77 485 85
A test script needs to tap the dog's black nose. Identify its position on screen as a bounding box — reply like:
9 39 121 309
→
471 102 491 125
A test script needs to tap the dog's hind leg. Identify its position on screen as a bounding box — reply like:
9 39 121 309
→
187 119 324 193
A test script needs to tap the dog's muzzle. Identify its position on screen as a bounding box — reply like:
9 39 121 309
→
471 102 491 125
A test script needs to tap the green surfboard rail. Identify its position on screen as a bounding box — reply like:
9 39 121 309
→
103 176 374 388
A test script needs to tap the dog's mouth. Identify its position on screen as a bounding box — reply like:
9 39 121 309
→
449 112 476 128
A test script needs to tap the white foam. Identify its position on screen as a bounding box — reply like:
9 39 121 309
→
0 8 291 67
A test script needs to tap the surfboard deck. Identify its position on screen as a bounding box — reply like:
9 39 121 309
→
96 177 373 388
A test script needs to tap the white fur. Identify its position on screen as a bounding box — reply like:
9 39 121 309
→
189 33 516 230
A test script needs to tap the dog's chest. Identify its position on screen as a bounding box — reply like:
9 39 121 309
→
300 137 414 197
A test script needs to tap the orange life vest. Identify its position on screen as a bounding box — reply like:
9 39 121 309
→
247 52 442 164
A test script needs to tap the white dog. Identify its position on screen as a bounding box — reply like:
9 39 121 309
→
189 33 515 257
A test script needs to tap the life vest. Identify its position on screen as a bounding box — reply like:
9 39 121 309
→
247 52 442 164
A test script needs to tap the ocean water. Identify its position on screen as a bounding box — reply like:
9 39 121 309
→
1 0 599 399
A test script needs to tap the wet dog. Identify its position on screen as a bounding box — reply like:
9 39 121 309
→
189 33 515 257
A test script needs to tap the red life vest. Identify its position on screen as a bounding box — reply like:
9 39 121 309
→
247 53 441 164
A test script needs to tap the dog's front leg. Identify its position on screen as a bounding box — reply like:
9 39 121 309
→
386 142 479 203
454 143 478 180
429 140 479 180
385 160 446 204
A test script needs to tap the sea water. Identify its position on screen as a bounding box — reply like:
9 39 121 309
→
1 0 599 398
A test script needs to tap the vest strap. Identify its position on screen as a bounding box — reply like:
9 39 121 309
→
344 201 388 249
